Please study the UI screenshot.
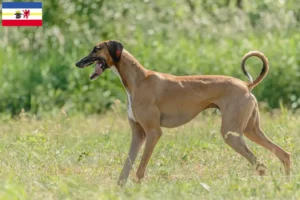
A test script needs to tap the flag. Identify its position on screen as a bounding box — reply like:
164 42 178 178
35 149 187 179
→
2 2 42 26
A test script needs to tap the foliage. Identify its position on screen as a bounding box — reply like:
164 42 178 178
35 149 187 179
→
0 0 300 115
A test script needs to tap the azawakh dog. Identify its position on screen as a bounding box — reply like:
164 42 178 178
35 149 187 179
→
76 40 290 185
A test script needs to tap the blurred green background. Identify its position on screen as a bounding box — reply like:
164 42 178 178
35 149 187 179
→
0 0 300 116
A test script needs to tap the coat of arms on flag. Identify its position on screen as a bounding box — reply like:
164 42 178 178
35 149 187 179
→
2 2 42 26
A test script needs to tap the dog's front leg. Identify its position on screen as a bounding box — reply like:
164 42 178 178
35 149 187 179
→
118 120 145 186
135 127 162 182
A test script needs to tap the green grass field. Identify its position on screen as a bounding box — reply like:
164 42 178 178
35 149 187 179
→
0 105 299 199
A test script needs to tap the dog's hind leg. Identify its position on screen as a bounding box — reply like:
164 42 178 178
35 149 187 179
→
118 120 146 186
219 96 266 174
244 104 291 176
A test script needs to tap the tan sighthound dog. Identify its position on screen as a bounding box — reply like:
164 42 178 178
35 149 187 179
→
76 40 290 185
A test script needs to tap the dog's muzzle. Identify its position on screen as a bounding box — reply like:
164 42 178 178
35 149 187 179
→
76 56 108 80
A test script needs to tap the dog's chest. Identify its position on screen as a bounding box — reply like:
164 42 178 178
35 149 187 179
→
111 66 136 121
124 90 135 121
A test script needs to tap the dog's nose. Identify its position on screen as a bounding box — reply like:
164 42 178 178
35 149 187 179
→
75 61 81 67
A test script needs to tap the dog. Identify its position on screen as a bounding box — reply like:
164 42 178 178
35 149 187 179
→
76 40 290 185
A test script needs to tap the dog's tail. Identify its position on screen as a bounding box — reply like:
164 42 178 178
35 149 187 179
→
241 51 269 90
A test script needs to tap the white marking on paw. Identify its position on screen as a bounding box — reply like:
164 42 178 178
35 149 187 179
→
111 66 136 121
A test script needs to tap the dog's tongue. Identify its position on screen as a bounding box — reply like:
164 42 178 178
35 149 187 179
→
90 62 103 80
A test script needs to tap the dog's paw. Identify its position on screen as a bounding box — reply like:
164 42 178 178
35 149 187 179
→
256 163 266 176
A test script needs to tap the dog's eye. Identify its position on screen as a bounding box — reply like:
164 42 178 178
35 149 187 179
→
93 46 102 52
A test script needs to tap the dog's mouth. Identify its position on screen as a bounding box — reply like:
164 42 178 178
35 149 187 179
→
83 61 94 68
90 60 106 80
76 57 108 80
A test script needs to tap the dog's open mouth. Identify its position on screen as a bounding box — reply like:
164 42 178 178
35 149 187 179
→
84 61 94 67
76 56 108 80
90 60 106 80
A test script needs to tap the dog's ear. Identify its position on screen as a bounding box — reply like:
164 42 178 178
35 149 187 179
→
107 40 124 62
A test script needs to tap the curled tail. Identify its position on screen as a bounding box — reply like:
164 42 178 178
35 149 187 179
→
241 51 269 90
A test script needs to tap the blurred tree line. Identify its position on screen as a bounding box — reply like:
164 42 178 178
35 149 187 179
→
0 0 299 116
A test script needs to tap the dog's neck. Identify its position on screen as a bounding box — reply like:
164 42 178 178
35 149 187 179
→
112 50 148 93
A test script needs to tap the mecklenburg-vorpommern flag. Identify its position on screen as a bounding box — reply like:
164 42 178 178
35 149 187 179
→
2 2 42 26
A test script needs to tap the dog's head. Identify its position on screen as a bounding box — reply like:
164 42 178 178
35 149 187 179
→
75 40 124 80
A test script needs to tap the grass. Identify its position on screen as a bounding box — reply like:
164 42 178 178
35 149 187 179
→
0 104 300 200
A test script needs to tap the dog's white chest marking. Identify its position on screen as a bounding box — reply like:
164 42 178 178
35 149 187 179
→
111 66 136 121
